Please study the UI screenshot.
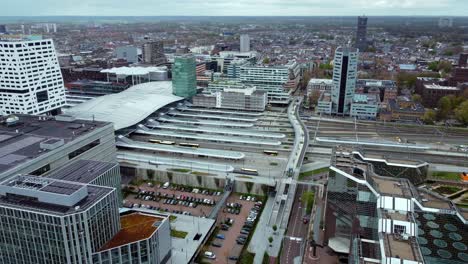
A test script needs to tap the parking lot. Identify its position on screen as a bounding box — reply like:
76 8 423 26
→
123 182 223 217
203 194 263 263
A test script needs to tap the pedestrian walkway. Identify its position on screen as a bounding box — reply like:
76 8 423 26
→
248 196 285 264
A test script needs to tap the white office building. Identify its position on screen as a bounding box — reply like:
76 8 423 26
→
240 34 250 53
331 47 358 114
0 38 66 115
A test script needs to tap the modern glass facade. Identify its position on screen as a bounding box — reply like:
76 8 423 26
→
172 55 197 98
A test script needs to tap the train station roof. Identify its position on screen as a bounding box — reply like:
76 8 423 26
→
67 82 183 130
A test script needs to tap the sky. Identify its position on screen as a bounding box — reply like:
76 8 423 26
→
1 0 467 16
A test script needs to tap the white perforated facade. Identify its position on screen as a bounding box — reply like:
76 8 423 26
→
0 39 66 115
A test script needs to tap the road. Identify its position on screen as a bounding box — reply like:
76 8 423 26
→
281 184 309 264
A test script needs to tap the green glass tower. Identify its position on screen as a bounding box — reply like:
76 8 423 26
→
172 55 197 98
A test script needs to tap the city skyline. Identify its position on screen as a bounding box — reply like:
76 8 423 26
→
1 0 468 16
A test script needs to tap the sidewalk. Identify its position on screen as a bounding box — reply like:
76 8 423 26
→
248 196 284 264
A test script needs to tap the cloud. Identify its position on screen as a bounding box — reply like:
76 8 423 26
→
0 0 466 16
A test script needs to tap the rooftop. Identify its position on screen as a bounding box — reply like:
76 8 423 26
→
66 81 183 130
0 115 108 177
423 84 460 91
99 212 165 251
101 66 168 76
384 234 419 261
45 160 117 184
0 175 113 215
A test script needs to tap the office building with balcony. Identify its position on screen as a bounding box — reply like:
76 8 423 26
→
324 146 468 264
172 55 197 98
0 37 66 115
331 47 359 115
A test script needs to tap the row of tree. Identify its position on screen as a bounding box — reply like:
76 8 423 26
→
422 95 468 125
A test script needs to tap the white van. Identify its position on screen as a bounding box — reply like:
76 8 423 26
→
162 182 170 189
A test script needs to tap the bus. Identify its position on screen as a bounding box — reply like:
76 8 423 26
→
263 150 278 156
241 168 258 174
179 142 200 148
160 140 175 145
148 139 175 145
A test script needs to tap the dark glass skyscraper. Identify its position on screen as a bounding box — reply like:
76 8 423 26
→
355 16 368 52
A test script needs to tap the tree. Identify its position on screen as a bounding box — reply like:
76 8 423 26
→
437 96 453 120
272 225 278 232
268 237 273 244
309 90 321 107
422 109 436 125
412 94 422 103
428 61 439 71
455 101 468 125
262 57 270 64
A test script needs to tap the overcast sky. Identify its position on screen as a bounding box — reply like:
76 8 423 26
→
1 0 467 16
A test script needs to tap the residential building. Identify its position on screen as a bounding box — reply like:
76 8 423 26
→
449 53 468 86
331 47 359 115
240 34 250 53
142 41 166 65
0 114 116 182
420 84 461 107
355 16 368 52
0 38 66 115
0 25 6 34
193 86 267 111
115 45 141 64
350 94 379 120
172 55 197 98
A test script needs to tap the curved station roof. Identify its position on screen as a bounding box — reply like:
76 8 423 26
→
67 82 183 130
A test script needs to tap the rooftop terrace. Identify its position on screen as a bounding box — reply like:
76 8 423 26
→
99 212 165 251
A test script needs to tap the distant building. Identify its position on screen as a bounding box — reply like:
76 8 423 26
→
307 79 333 97
0 38 66 115
438 17 453 28
315 92 332 114
331 47 359 115
386 96 425 121
172 55 197 98
142 41 166 65
421 84 460 107
356 79 397 102
115 45 141 64
350 94 379 120
355 16 368 52
193 86 267 111
449 53 468 86
240 34 250 53
0 25 7 34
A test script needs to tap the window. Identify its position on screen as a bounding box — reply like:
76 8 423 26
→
394 224 406 234
30 164 50 176
68 139 100 159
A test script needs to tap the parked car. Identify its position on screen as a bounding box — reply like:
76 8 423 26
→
216 234 225 240
204 251 216 259
212 242 222 247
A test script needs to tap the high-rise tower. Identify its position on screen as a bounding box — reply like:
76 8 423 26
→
331 47 359 115
355 16 368 52
172 54 197 98
142 41 166 65
240 34 250 53
0 38 66 115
